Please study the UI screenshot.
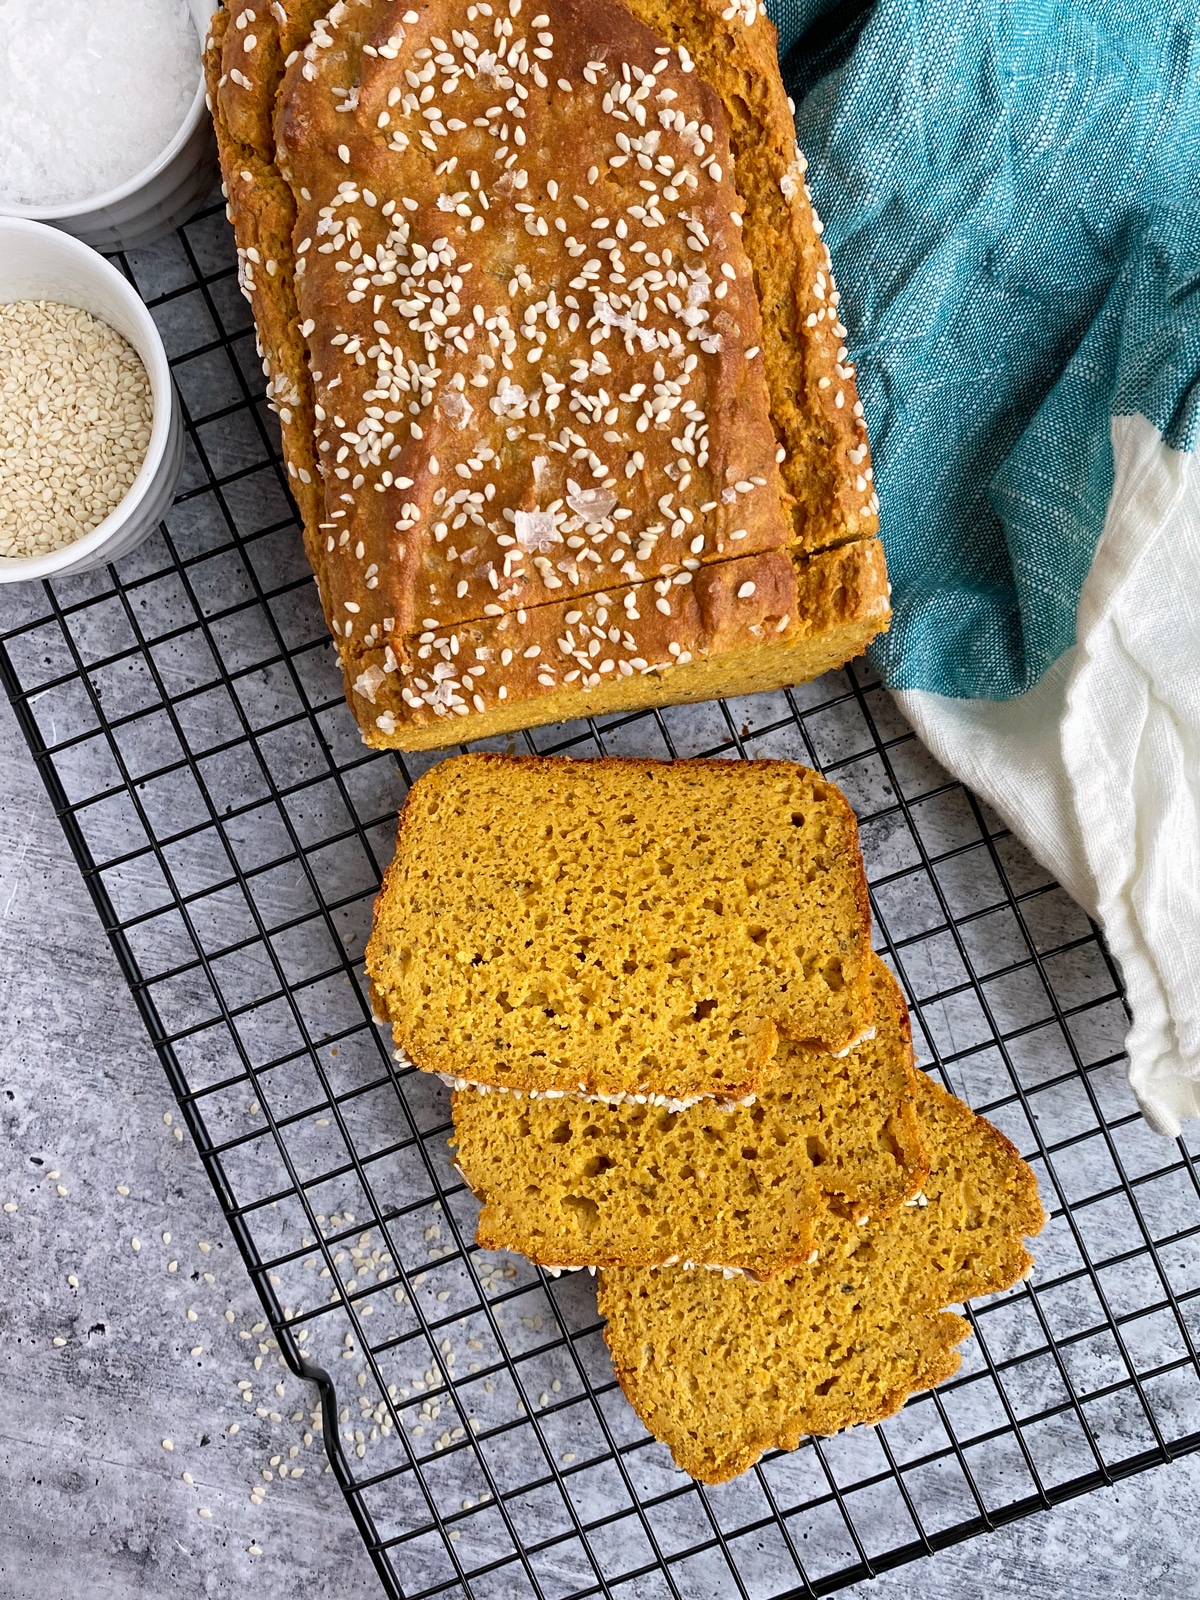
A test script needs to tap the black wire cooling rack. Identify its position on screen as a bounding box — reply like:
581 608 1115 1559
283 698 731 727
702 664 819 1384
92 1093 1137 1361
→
3 190 1200 1600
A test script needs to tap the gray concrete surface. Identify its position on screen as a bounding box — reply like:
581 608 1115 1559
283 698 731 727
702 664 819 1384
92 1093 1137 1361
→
0 690 379 1599
2 688 1199 1600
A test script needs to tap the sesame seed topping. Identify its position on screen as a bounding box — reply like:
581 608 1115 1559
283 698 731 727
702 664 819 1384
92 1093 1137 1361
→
276 0 812 729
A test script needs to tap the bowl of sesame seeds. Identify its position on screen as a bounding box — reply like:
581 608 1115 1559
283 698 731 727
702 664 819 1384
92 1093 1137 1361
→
0 218 183 580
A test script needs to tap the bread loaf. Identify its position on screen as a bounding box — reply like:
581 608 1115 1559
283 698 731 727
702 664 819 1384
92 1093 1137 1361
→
598 1072 1046 1482
205 0 889 750
365 753 875 1100
452 955 927 1274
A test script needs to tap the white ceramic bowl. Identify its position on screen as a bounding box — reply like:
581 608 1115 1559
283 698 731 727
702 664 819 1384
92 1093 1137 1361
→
0 0 217 253
0 219 184 583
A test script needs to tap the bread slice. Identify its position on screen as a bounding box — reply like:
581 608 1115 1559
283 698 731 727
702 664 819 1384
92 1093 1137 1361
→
205 0 889 752
452 955 926 1274
365 753 875 1100
598 1072 1046 1482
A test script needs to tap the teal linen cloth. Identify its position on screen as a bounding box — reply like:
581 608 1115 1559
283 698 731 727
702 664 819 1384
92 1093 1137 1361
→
770 0 1200 698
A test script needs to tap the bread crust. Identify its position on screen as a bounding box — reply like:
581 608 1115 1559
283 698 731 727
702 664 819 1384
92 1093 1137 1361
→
205 3 328 537
364 534 889 747
616 0 878 552
206 0 889 750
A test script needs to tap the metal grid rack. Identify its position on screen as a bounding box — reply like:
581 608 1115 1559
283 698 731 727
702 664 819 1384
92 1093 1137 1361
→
3 190 1200 1600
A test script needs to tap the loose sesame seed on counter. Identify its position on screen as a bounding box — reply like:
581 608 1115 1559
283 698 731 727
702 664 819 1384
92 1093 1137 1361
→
206 0 889 750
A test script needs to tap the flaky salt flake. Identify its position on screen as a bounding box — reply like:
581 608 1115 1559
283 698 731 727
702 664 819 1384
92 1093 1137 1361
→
513 509 560 552
565 483 618 521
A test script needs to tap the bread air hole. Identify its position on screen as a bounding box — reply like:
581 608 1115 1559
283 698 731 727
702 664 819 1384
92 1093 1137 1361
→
821 956 844 991
561 1194 600 1229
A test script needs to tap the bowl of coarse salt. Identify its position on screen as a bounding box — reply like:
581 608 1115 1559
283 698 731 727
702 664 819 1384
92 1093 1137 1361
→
0 219 183 580
0 0 217 252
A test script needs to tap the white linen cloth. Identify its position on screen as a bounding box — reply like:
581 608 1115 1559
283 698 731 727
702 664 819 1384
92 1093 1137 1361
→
896 415 1200 1136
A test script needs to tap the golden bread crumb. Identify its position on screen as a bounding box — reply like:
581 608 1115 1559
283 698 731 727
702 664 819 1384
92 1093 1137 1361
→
366 753 874 1098
453 955 926 1273
598 1072 1046 1482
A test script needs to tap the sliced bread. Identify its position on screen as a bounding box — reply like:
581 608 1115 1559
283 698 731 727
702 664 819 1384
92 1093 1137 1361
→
598 1072 1046 1482
452 954 926 1273
366 753 874 1101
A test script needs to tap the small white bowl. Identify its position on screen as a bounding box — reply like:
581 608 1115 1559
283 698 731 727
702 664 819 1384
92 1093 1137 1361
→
0 0 217 253
0 218 184 583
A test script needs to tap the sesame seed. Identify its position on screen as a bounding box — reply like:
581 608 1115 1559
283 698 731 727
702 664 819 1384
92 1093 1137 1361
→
737 581 756 598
